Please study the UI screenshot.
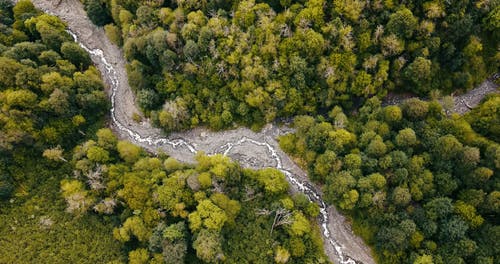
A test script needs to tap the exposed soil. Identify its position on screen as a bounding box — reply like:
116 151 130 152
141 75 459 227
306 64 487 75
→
20 1 498 264
382 78 499 114
451 79 498 114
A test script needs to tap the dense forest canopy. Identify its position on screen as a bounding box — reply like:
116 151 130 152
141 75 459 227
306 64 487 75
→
279 97 499 263
84 0 499 131
0 0 498 263
63 133 328 263
0 2 329 263
0 0 107 202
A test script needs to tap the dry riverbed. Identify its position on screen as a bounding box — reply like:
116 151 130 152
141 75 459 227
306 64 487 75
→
21 0 498 263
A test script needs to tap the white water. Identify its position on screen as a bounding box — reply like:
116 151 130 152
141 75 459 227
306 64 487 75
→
66 29 358 264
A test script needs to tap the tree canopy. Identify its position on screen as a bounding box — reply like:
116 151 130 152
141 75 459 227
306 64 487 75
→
87 0 498 131
280 98 500 263
64 136 328 263
0 2 120 263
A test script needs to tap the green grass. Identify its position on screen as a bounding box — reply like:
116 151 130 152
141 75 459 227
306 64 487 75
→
0 158 125 264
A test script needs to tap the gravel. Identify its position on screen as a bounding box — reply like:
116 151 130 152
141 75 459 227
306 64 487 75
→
382 77 499 114
19 1 498 263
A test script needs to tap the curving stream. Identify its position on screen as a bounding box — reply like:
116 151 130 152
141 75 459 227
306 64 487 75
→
23 1 497 263
66 27 359 264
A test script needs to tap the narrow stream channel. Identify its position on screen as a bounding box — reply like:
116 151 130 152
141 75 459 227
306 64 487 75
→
66 29 360 264
11 0 500 259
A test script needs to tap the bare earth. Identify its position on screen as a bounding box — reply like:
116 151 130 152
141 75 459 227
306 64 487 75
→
382 77 499 114
21 1 498 264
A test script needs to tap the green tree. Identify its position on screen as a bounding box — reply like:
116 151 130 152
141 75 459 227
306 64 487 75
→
87 146 110 163
104 24 122 45
392 186 411 206
117 140 142 163
403 98 429 120
376 226 407 252
61 42 92 70
84 0 112 26
414 254 433 264
404 57 432 94
484 191 500 213
149 222 187 264
352 70 374 97
189 199 228 232
113 216 150 242
454 200 484 228
333 0 365 22
96 128 117 150
137 89 159 111
288 211 311 236
4 89 37 108
466 96 500 141
366 137 387 157
425 197 453 220
339 189 359 210
384 105 403 123
25 14 71 50
439 216 468 241
274 246 290 263
60 179 95 216
343 153 362 170
40 72 73 94
381 34 405 56
0 57 22 88
435 135 462 160
43 88 70 115
313 150 341 181
387 8 418 38
395 128 417 147
192 229 224 263
38 50 61 65
210 193 241 226
253 168 289 195
128 248 149 264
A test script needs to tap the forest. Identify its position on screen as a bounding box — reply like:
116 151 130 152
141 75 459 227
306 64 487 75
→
0 1 122 262
0 0 499 263
279 95 499 263
83 0 499 130
61 132 328 263
78 1 500 261
0 0 109 207
0 1 328 263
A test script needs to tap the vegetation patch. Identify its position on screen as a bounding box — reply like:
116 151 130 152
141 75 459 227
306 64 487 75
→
280 98 499 263
84 0 499 131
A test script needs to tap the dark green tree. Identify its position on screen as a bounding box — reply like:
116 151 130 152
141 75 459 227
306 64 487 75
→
84 0 111 26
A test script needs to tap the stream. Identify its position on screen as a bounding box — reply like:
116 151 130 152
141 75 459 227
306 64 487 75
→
66 30 359 264
28 0 497 262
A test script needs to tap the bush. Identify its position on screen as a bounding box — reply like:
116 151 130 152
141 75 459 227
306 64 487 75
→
137 89 160 111
84 0 111 26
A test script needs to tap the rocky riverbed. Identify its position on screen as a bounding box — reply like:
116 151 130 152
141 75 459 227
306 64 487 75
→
19 0 498 263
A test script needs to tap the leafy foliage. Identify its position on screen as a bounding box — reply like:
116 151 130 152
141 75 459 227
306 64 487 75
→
64 135 328 263
281 98 500 263
83 0 112 27
87 0 498 131
0 2 120 263
0 0 107 199
465 94 500 142
0 159 124 263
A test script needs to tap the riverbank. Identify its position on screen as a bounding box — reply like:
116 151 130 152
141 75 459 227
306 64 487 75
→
21 0 498 263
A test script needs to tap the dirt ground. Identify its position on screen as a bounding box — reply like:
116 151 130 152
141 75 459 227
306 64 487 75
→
22 1 498 263
383 78 499 113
